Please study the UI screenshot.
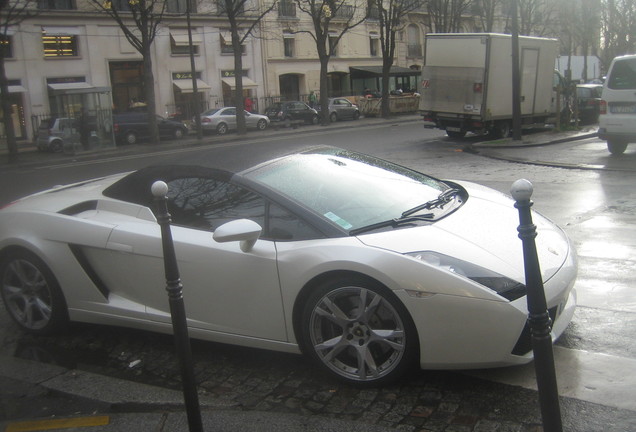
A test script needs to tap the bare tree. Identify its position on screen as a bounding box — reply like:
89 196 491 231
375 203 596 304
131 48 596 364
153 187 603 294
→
0 0 38 161
217 0 277 135
90 0 170 144
425 0 472 33
370 0 421 118
601 0 636 68
471 0 504 32
292 0 368 125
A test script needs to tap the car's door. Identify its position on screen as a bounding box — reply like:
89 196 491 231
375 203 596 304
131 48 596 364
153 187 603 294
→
105 175 287 341
335 98 354 118
220 107 238 130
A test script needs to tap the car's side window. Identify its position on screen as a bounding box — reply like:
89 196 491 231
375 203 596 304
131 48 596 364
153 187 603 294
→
267 203 323 241
166 177 265 231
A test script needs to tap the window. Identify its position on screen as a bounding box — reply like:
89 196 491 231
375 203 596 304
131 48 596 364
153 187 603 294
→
38 0 75 10
42 33 79 57
0 35 12 58
283 32 294 58
369 32 379 57
278 0 296 17
220 32 245 55
166 0 195 13
170 30 201 55
329 34 338 57
217 0 244 15
167 177 265 231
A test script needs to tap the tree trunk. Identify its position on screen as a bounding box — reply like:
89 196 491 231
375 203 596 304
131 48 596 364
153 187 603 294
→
0 56 18 162
233 29 246 135
142 46 159 144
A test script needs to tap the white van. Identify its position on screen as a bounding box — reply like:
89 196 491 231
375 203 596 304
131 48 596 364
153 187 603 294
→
598 54 636 154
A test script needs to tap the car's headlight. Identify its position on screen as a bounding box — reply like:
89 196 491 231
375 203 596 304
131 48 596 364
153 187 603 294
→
406 251 527 301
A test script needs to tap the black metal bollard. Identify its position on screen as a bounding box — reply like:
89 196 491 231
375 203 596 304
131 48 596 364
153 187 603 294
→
511 179 562 432
152 181 203 432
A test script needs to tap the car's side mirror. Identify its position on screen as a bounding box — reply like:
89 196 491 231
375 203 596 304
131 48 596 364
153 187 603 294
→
213 219 262 252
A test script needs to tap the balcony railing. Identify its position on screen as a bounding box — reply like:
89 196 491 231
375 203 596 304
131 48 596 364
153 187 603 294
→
333 4 354 20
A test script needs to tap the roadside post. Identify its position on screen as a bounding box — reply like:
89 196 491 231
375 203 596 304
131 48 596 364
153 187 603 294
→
511 179 563 432
152 181 203 432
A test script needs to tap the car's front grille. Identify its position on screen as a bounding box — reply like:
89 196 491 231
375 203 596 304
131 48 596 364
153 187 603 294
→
511 305 559 356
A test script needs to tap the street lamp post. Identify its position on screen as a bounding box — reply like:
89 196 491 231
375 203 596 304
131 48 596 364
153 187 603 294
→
152 181 203 432
511 179 563 432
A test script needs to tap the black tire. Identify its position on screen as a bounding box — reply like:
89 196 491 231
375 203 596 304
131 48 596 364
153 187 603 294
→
124 131 137 145
49 140 63 153
174 127 185 140
216 123 228 135
490 121 510 139
353 111 360 120
607 140 628 155
310 115 319 125
256 119 268 130
329 112 338 123
446 130 466 139
0 249 68 335
300 276 418 386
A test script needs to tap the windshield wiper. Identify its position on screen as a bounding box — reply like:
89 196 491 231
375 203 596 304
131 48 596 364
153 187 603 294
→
401 188 461 218
349 213 435 236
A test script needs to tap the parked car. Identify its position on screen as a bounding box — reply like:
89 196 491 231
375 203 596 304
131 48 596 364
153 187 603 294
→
198 107 269 135
316 97 361 122
36 117 75 153
599 54 636 154
575 83 603 124
113 112 188 145
264 101 319 125
0 147 577 386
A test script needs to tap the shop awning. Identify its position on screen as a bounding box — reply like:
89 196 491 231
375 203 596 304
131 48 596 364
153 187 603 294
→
350 66 421 77
41 26 81 35
48 82 93 91
8 85 27 93
173 79 211 93
221 77 258 89
171 32 203 46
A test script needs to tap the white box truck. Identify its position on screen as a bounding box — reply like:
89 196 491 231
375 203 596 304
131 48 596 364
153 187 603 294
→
419 33 562 138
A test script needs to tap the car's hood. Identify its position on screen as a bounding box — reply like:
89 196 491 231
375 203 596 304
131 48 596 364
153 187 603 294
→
357 181 571 284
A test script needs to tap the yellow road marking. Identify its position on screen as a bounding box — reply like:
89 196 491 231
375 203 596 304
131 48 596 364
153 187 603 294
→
5 415 109 432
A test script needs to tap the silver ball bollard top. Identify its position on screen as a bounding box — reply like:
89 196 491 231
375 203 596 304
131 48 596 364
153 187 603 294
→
151 180 169 198
510 179 533 202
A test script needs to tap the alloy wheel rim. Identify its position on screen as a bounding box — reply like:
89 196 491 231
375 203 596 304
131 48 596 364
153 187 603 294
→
309 287 406 381
2 259 53 330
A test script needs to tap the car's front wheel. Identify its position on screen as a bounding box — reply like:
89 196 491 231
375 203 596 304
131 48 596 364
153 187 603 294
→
607 139 628 155
310 115 319 125
0 249 68 335
300 276 418 386
174 127 185 139
256 119 268 130
124 131 137 145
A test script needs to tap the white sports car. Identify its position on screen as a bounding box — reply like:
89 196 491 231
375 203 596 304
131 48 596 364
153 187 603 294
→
0 147 577 385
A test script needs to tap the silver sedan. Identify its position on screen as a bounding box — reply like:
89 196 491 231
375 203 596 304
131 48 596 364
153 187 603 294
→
198 107 269 135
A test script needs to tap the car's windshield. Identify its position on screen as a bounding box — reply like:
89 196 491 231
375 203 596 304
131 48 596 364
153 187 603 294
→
244 149 450 232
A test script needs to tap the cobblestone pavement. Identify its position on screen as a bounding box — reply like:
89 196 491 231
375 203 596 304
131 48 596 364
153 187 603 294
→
1 316 634 432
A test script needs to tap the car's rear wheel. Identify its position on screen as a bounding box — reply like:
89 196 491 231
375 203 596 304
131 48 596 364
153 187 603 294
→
0 250 68 335
329 112 338 123
49 140 63 153
300 276 418 386
174 127 185 139
216 123 228 135
256 119 268 130
607 140 628 155
124 131 137 145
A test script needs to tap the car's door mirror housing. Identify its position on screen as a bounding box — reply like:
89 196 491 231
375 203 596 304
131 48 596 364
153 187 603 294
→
213 219 262 252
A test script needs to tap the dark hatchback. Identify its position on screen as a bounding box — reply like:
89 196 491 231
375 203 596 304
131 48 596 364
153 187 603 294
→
264 101 319 125
113 112 188 145
576 84 603 124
